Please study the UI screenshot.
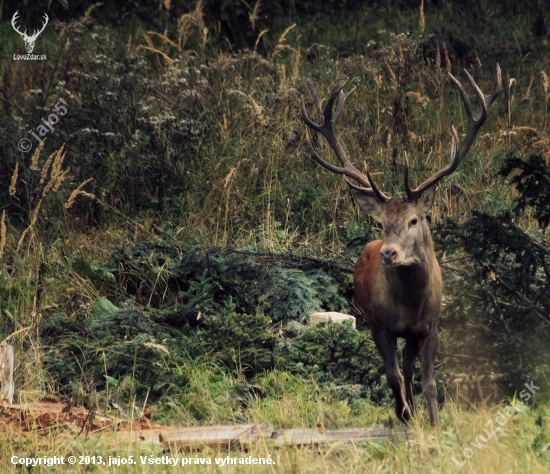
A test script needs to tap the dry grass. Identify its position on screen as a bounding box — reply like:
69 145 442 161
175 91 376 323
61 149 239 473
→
0 393 548 473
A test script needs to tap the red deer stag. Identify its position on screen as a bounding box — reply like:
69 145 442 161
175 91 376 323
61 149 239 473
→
302 65 501 427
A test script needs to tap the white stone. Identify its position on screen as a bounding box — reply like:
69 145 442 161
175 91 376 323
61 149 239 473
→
310 312 356 329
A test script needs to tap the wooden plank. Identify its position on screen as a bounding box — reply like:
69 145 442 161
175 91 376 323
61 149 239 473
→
161 424 259 449
271 427 413 446
330 427 413 442
0 345 14 404
161 424 413 450
236 423 276 446
272 428 329 446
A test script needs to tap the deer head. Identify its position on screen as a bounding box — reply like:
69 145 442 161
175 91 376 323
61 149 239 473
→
12 11 49 54
302 65 502 266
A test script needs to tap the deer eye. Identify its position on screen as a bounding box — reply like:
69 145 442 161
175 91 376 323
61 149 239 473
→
409 218 418 227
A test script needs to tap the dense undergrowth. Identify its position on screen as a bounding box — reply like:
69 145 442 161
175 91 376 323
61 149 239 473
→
1 0 550 472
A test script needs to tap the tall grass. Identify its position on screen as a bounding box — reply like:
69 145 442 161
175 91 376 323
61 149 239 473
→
0 3 549 472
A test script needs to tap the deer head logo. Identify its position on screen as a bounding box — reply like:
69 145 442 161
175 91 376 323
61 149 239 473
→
11 11 49 54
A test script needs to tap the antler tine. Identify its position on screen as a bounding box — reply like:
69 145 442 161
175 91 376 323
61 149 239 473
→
302 84 390 202
301 113 373 190
403 151 413 199
345 167 389 203
304 129 349 174
333 88 356 125
486 63 502 108
405 63 501 202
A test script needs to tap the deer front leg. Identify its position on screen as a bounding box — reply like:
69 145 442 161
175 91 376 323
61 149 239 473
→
373 330 412 424
420 329 440 427
403 337 421 416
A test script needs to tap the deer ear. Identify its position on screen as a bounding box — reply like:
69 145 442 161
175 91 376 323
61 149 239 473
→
351 190 382 218
416 186 436 216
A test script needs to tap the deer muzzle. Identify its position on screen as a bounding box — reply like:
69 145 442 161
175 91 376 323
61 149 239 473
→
380 246 398 265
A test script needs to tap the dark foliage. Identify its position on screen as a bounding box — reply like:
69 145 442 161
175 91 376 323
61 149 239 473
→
41 299 178 400
2 34 291 229
37 244 393 406
40 294 390 406
108 245 355 324
435 209 550 397
276 321 391 403
0 1 388 54
500 155 550 229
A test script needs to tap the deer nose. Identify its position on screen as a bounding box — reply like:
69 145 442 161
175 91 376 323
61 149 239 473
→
381 248 397 264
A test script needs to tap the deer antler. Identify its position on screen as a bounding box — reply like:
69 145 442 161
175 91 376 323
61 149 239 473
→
302 80 390 203
404 63 502 202
11 11 27 38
